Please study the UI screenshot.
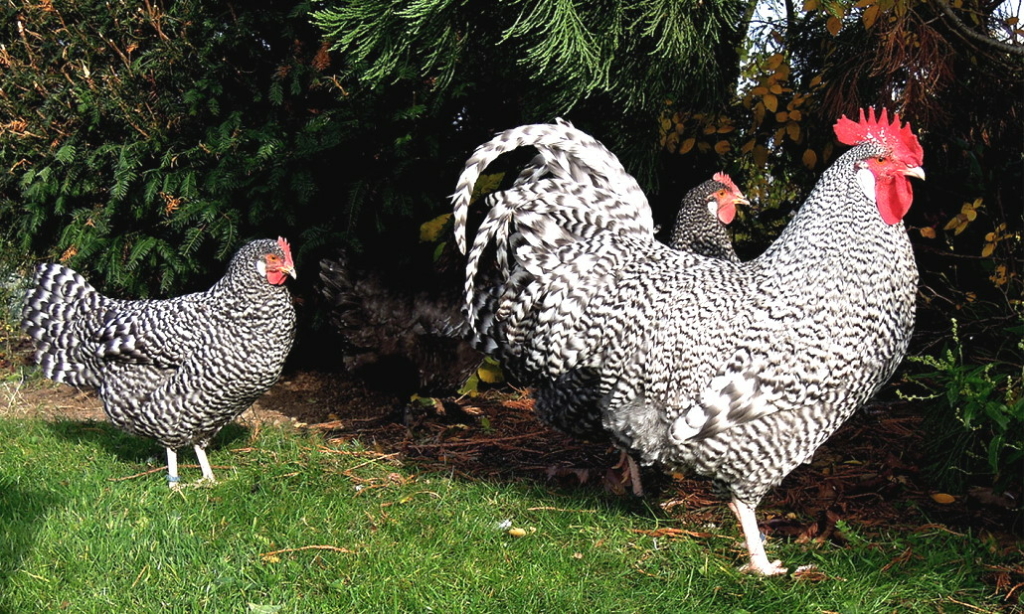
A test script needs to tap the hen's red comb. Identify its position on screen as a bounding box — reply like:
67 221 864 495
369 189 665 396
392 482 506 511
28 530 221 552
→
277 236 293 263
712 172 741 195
833 108 923 166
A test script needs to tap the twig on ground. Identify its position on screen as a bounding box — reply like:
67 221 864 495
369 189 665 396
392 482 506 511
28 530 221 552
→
260 545 355 559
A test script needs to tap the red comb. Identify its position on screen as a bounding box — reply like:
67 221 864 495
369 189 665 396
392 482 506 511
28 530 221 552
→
833 108 923 166
277 236 293 263
712 172 740 194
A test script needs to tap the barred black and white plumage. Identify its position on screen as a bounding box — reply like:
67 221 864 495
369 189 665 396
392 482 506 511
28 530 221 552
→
314 130 622 400
452 110 924 575
668 172 747 262
21 238 297 488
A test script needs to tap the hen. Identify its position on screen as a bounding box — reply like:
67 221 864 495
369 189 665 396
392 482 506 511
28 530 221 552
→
452 109 923 574
21 238 297 488
318 248 482 399
668 172 746 261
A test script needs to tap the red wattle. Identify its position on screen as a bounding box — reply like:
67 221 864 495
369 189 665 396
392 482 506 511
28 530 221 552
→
875 176 913 225
718 203 737 225
267 270 289 286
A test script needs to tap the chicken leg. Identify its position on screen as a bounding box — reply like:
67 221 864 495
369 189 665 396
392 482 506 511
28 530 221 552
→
729 498 787 576
166 447 181 490
194 445 216 483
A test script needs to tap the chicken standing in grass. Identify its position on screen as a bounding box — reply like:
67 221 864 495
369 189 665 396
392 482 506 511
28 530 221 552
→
21 238 297 488
452 109 923 574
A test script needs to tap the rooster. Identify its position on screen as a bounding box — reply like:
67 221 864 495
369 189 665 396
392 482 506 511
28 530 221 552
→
452 109 923 575
314 138 735 404
318 169 744 440
21 238 297 488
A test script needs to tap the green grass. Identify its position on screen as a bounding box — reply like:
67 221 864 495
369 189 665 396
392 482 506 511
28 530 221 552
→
0 418 1013 614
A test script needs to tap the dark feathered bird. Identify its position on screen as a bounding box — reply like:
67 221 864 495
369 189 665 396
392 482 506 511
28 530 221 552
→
21 238 297 488
318 249 482 399
452 110 923 574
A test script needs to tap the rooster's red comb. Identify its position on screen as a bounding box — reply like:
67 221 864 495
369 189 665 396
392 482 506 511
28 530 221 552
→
277 236 293 263
712 172 740 194
833 108 923 167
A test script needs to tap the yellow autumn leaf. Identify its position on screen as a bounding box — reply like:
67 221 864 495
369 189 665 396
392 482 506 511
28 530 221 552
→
717 124 735 133
469 172 505 204
789 109 803 121
801 148 817 169
982 243 995 257
944 215 962 231
769 82 784 95
931 493 956 504
990 264 1008 285
477 359 504 384
863 4 880 28
919 227 936 239
803 0 819 10
964 208 978 222
714 140 731 155
678 137 696 155
753 101 766 125
741 139 756 154
763 93 778 113
855 0 876 6
751 85 769 96
787 122 802 142
419 213 452 242
827 16 843 36
753 144 769 167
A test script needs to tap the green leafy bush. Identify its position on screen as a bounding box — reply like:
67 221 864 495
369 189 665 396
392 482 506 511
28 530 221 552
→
0 0 434 297
901 319 1023 492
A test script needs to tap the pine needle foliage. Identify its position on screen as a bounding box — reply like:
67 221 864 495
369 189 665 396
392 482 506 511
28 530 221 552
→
312 0 749 173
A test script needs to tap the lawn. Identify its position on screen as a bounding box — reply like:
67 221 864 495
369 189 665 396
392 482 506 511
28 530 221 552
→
0 405 1016 613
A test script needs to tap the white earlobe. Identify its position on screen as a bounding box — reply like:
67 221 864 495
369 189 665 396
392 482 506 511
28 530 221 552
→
706 199 718 216
256 260 267 277
855 166 876 203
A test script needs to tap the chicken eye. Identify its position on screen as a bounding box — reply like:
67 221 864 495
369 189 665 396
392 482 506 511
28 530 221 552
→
266 255 281 264
876 156 887 163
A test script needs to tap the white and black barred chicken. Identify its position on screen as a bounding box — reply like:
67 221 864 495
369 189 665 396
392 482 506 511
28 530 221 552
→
314 134 738 405
668 172 746 262
318 156 744 440
21 238 297 488
452 109 924 574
